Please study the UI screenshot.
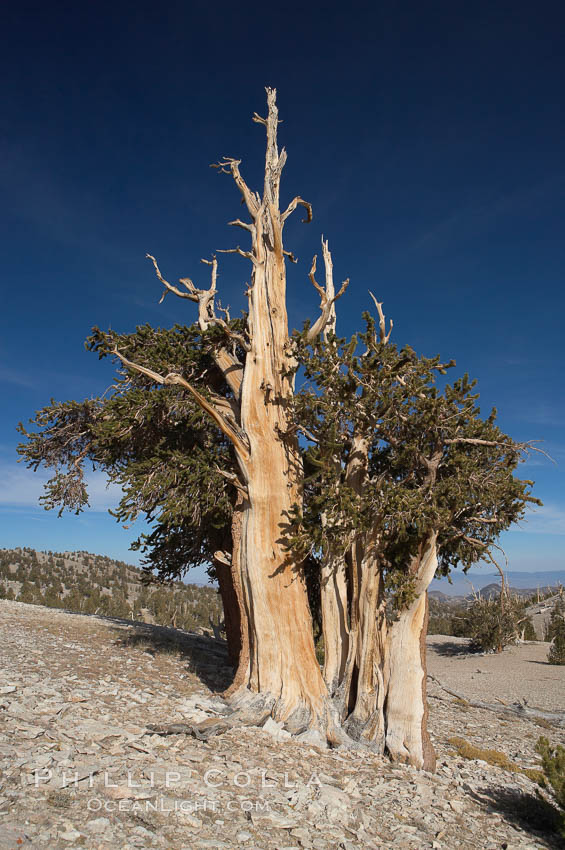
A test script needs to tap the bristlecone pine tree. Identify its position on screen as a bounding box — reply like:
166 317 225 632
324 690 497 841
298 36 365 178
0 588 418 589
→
18 89 540 769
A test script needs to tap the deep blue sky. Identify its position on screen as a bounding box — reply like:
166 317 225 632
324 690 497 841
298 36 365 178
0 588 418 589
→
1 0 563 581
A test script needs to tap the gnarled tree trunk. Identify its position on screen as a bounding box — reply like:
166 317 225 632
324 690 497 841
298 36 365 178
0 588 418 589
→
320 552 349 696
214 497 248 678
333 436 388 749
227 91 331 732
343 546 387 750
384 532 438 771
117 89 348 738
214 559 240 665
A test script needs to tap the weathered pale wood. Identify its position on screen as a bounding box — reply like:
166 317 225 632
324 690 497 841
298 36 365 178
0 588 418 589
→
307 238 348 341
231 89 329 729
385 533 438 770
320 552 349 695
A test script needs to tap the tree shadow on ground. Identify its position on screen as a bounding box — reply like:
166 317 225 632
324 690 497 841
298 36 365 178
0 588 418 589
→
107 619 234 693
428 640 473 657
467 785 563 849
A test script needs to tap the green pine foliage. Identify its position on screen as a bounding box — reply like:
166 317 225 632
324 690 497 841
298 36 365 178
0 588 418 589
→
16 305 539 623
536 737 565 838
465 593 524 653
427 594 537 647
17 322 240 586
545 597 565 640
289 319 539 609
522 617 537 641
548 630 565 664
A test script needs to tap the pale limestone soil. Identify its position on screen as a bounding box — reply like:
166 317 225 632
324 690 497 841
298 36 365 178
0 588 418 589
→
0 600 563 850
427 634 565 712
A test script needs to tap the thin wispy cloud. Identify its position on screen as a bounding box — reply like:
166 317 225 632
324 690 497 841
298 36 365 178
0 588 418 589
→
0 141 137 269
0 462 123 513
522 405 565 428
510 503 565 536
412 173 565 252
0 366 36 389
0 354 103 400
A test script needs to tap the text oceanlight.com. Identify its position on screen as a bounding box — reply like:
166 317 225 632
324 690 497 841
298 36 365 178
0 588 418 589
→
86 798 272 814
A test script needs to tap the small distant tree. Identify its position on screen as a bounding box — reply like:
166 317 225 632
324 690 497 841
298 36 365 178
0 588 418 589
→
545 597 565 642
521 617 537 642
548 629 565 665
18 580 38 605
42 585 63 608
465 592 524 652
547 600 565 664
64 587 85 613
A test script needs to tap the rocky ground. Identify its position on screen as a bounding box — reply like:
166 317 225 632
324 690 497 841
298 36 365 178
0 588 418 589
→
1 600 564 850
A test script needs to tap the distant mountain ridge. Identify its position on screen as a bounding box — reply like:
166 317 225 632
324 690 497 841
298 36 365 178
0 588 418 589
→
431 569 565 597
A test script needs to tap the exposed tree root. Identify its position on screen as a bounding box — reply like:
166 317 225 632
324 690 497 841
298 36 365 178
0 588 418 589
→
146 717 234 740
146 692 375 750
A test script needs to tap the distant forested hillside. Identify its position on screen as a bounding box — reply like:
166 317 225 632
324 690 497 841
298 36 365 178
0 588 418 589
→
0 548 223 633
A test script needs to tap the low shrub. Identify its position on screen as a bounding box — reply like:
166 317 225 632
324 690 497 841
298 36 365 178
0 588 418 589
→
448 736 545 785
